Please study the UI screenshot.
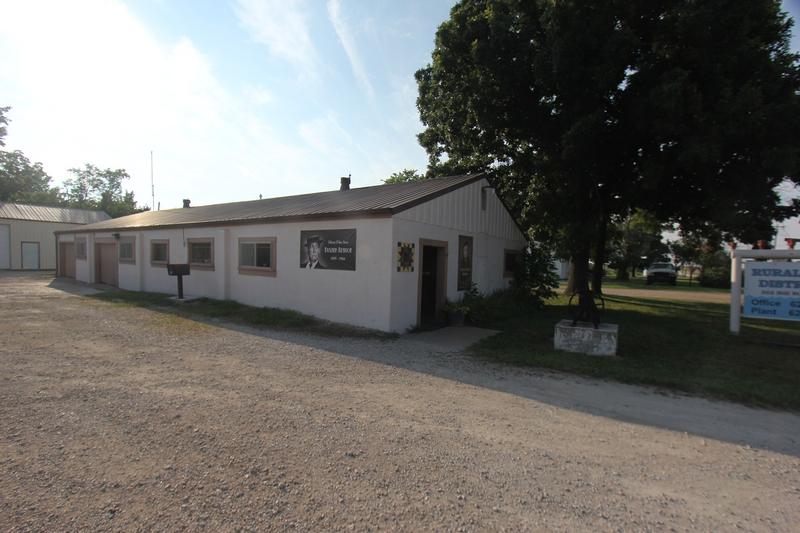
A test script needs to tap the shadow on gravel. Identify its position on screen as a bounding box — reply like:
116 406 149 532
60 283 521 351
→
45 275 800 458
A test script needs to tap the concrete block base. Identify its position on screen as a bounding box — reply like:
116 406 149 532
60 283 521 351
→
554 320 618 356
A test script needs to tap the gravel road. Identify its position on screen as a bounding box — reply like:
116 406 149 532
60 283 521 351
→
1 272 799 531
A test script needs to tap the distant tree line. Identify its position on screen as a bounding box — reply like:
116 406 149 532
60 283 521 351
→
0 107 148 218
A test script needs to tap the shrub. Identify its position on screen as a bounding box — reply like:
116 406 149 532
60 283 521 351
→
511 244 559 307
699 266 730 288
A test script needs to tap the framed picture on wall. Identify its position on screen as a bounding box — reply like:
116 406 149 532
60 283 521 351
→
458 235 473 290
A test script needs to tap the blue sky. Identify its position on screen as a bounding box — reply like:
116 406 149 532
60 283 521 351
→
0 0 454 208
1 0 799 245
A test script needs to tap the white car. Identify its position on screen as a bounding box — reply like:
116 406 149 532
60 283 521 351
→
645 263 677 285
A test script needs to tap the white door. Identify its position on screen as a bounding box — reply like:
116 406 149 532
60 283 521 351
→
21 242 40 270
0 224 9 269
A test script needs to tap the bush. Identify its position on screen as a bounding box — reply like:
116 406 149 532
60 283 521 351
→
699 266 730 288
698 249 731 288
511 244 559 306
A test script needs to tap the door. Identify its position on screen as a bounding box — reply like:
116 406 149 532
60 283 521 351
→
0 224 9 269
95 242 118 286
60 242 75 278
421 246 439 322
21 242 40 270
418 240 448 326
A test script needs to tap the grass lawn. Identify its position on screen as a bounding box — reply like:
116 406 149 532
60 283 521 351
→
596 276 727 292
474 292 800 411
90 289 396 340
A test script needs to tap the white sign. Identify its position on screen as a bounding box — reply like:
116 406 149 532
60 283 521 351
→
743 261 800 321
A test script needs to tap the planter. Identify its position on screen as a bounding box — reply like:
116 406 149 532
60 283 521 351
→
447 310 466 326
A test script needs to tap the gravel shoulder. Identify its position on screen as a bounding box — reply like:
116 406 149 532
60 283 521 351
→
1 272 799 531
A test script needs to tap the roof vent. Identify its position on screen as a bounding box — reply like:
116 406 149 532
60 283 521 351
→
340 175 351 191
182 199 191 208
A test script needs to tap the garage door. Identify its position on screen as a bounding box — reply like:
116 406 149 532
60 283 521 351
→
95 242 118 286
21 242 40 270
60 242 75 278
0 224 9 269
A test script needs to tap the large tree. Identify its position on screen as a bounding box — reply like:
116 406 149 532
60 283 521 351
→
62 164 147 218
416 0 800 294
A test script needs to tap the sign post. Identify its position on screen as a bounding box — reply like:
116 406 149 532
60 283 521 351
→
167 263 191 299
729 249 800 334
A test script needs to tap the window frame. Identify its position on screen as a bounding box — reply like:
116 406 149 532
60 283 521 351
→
150 239 169 267
503 249 521 278
187 238 214 270
238 237 277 276
118 236 136 264
75 237 87 260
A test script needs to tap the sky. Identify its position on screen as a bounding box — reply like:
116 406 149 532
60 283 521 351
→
1 0 799 247
0 0 455 208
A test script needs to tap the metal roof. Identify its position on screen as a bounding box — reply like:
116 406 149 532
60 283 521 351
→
0 202 111 224
60 173 486 233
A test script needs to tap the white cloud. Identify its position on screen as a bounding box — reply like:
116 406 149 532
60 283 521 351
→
235 0 318 78
0 0 352 207
326 0 375 101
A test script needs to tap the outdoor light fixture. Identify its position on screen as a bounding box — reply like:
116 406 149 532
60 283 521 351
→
112 233 121 240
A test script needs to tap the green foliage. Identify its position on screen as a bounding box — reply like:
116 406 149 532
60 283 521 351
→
62 164 148 217
698 249 731 288
416 0 800 290
607 210 669 280
511 243 559 305
0 106 9 147
383 168 425 184
0 149 61 203
669 231 706 282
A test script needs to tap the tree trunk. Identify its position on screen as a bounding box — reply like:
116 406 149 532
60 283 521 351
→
591 219 607 294
564 261 576 295
616 262 630 281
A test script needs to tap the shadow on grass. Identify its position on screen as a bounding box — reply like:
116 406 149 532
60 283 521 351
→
474 293 800 412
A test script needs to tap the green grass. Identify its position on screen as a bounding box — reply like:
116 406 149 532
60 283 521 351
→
474 291 800 411
90 289 397 340
595 277 727 292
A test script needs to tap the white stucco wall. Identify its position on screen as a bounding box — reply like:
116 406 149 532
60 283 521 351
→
56 179 527 333
61 218 394 331
389 178 528 332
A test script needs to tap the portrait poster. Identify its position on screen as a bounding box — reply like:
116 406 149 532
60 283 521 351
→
299 229 356 270
458 235 473 290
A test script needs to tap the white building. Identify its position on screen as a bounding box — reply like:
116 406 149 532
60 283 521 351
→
56 174 527 332
0 203 110 271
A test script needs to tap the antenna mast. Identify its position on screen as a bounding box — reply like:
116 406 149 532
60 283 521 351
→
150 150 155 210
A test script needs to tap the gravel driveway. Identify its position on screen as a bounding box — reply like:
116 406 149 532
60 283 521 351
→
1 272 799 531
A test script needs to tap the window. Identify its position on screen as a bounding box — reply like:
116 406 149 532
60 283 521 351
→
238 237 276 276
504 250 521 278
75 237 87 259
151 239 169 265
188 238 214 269
119 237 135 264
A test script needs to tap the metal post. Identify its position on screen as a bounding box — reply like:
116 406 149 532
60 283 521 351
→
177 274 184 300
729 252 742 334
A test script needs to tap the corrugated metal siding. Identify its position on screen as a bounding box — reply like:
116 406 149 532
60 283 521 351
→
393 179 524 241
62 174 484 233
0 203 110 224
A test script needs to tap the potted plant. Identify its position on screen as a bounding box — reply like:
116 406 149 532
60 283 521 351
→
443 299 469 326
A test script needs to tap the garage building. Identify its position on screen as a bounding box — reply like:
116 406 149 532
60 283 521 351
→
0 202 110 271
56 174 527 332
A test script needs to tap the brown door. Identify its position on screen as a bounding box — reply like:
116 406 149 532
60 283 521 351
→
95 243 118 287
59 242 75 278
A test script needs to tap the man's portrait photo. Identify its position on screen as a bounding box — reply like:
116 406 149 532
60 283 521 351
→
301 234 326 269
